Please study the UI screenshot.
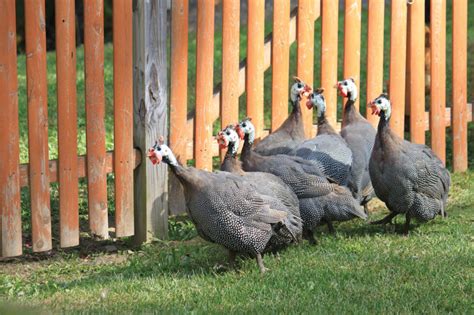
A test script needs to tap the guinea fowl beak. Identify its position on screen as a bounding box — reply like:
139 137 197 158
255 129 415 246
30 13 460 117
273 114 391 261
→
147 148 162 165
216 132 229 149
334 82 347 97
369 102 380 116
300 84 312 98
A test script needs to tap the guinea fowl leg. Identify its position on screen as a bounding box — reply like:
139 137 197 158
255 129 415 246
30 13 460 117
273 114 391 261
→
303 229 318 245
228 250 237 269
370 212 397 225
256 253 268 274
403 213 411 235
326 220 336 234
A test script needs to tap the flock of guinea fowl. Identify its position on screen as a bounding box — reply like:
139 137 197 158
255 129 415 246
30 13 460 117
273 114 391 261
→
147 77 450 273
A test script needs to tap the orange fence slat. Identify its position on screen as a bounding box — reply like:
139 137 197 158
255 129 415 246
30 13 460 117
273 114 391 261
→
55 0 79 247
0 0 22 257
221 0 240 156
366 0 384 127
195 0 215 170
113 0 134 237
343 0 362 110
321 0 339 127
408 0 425 144
170 0 189 164
84 0 109 238
297 0 315 138
25 0 52 252
271 0 290 131
430 0 446 164
246 0 265 138
389 0 407 137
452 0 468 171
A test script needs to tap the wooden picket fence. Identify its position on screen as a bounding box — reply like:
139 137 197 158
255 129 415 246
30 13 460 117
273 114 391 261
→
0 1 472 258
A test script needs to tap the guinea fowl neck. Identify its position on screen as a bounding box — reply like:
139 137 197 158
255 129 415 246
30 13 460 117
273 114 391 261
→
241 134 253 162
220 142 243 173
317 112 337 135
342 97 362 127
377 110 390 132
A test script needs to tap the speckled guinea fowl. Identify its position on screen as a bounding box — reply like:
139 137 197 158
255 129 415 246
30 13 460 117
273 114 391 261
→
236 119 367 244
147 139 300 273
291 88 353 186
253 78 311 156
336 78 376 207
217 126 303 250
368 94 451 234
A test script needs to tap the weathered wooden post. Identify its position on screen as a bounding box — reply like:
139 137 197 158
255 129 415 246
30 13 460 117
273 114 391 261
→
133 0 168 243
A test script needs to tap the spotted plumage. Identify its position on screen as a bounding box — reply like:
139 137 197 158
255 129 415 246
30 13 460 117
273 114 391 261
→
147 140 298 273
218 126 303 251
368 94 450 233
337 78 377 207
291 88 353 186
253 78 311 156
237 119 367 244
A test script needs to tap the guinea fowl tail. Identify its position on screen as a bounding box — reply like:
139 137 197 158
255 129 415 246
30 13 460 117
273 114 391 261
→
274 214 303 243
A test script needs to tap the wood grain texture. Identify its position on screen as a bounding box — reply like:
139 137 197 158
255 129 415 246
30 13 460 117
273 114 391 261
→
25 0 52 252
389 0 407 138
297 0 316 138
408 0 425 144
366 0 384 127
194 0 215 170
0 0 22 257
55 0 79 247
321 0 339 127
169 0 189 215
221 0 240 155
452 0 468 172
343 0 362 110
271 0 290 131
113 0 134 237
84 0 108 239
430 0 446 164
133 0 168 242
170 0 189 165
246 0 265 138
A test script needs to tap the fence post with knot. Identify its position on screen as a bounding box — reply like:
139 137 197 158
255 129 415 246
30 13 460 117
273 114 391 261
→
132 0 169 243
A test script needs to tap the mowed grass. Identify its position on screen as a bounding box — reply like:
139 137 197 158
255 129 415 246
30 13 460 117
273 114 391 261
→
1 171 473 313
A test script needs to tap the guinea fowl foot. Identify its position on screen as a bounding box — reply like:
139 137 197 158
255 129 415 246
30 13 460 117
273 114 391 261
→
402 214 411 235
256 253 269 274
370 212 397 225
303 229 318 245
326 220 336 234
228 250 237 269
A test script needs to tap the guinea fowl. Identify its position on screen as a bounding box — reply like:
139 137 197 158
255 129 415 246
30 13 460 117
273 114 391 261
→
336 78 377 208
235 118 367 244
292 88 353 186
147 139 300 273
217 126 303 250
253 77 312 156
368 94 450 234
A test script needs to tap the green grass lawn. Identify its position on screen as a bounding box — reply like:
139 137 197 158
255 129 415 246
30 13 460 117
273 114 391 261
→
1 171 473 313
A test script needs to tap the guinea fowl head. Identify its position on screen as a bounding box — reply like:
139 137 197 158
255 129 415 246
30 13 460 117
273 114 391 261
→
369 93 391 120
147 136 178 166
290 77 312 103
236 118 255 144
305 88 326 117
217 125 240 155
335 78 358 101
